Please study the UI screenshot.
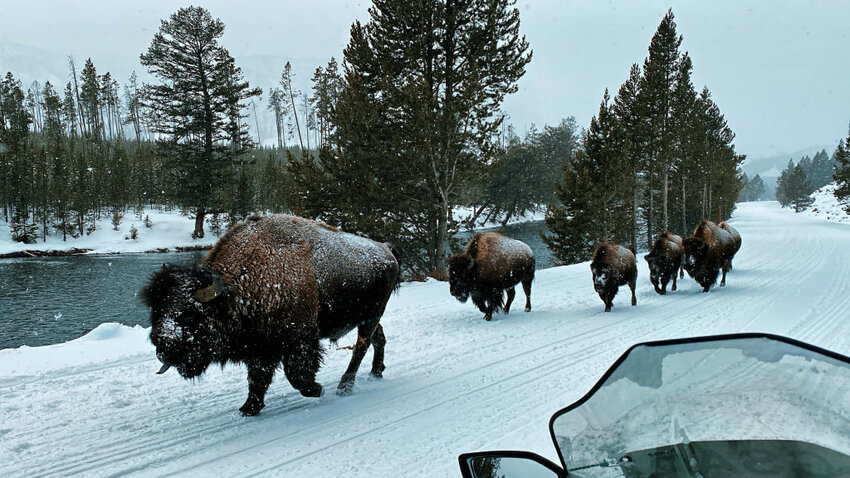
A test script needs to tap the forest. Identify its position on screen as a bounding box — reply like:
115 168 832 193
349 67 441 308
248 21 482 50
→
0 3 747 276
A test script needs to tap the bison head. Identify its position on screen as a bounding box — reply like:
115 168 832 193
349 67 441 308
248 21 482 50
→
644 252 669 289
682 237 709 278
590 263 611 295
140 265 229 379
447 254 478 303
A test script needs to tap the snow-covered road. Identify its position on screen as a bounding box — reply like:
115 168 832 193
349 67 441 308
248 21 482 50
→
2 201 849 477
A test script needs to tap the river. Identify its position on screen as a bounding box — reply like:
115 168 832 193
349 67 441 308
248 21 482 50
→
0 221 552 349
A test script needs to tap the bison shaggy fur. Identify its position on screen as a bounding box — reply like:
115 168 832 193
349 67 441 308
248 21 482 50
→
644 232 684 295
448 232 535 321
682 220 738 292
591 242 637 312
140 214 399 416
718 220 742 269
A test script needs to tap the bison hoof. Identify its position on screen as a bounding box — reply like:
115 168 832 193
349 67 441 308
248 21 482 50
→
336 374 356 396
370 364 385 379
239 399 265 417
336 383 354 396
299 382 323 398
483 314 492 321
524 306 531 312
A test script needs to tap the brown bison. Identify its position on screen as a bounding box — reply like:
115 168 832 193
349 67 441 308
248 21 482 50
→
591 242 637 312
718 220 742 269
141 215 399 416
644 232 684 295
448 232 535 321
682 220 738 292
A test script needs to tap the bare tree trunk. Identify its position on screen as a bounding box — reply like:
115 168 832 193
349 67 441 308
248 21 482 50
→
681 175 686 235
287 83 304 152
661 165 669 231
632 188 638 254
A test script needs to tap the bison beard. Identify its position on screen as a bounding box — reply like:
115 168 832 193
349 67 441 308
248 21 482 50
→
141 215 399 416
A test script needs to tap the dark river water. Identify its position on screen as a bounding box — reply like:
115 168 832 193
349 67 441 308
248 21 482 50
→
0 221 552 349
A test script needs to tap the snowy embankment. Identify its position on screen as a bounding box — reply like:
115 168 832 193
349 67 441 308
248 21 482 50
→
0 206 544 256
0 208 216 256
3 201 850 477
804 183 850 224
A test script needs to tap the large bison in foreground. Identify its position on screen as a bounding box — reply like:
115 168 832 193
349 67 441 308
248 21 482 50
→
141 215 399 416
448 232 535 321
591 242 637 312
682 220 738 292
644 232 684 295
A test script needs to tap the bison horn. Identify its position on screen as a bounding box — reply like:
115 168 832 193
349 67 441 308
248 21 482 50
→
156 363 172 374
194 275 226 303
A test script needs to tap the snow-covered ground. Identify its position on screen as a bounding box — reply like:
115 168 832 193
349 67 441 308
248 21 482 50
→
2 201 850 477
804 183 850 225
0 208 217 255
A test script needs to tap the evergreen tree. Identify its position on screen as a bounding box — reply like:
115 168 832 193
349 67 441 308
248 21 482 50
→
777 160 813 212
740 173 766 201
612 63 647 252
291 0 531 275
543 91 631 264
639 9 682 233
832 133 850 212
140 6 261 238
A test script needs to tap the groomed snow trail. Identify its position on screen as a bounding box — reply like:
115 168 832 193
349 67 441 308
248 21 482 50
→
2 201 849 477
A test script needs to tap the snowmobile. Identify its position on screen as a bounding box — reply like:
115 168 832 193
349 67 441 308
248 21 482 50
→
458 333 850 478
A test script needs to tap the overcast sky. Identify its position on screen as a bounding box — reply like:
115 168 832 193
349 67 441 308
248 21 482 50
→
2 0 848 160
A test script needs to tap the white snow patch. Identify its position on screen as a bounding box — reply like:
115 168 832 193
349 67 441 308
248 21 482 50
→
0 207 218 255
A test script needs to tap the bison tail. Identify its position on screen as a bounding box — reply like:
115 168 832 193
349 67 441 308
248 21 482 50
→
385 242 403 293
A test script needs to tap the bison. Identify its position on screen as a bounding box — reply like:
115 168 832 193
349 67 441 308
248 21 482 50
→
644 232 684 295
140 214 399 416
591 242 637 312
682 220 738 292
447 232 535 321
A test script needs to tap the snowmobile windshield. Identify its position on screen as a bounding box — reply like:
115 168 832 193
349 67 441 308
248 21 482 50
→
550 335 850 477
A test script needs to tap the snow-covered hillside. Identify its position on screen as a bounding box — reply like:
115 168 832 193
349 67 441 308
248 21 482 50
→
2 201 850 477
805 183 850 225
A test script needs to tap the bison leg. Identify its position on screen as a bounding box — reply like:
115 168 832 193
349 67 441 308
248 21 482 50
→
337 322 378 395
679 266 684 279
241 359 278 416
521 277 532 312
369 323 387 379
282 332 323 399
671 273 677 291
630 280 637 306
504 287 516 314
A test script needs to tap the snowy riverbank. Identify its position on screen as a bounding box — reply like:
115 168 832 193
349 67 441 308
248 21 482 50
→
0 206 547 257
0 208 217 257
2 201 850 476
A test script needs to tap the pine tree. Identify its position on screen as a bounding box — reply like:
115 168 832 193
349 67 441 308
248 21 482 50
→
832 133 850 212
543 91 631 263
777 160 813 212
740 173 766 201
612 63 646 252
140 6 261 238
291 0 531 275
639 9 682 233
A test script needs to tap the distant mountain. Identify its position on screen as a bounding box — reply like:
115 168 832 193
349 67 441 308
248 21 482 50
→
742 144 838 199
742 145 836 178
